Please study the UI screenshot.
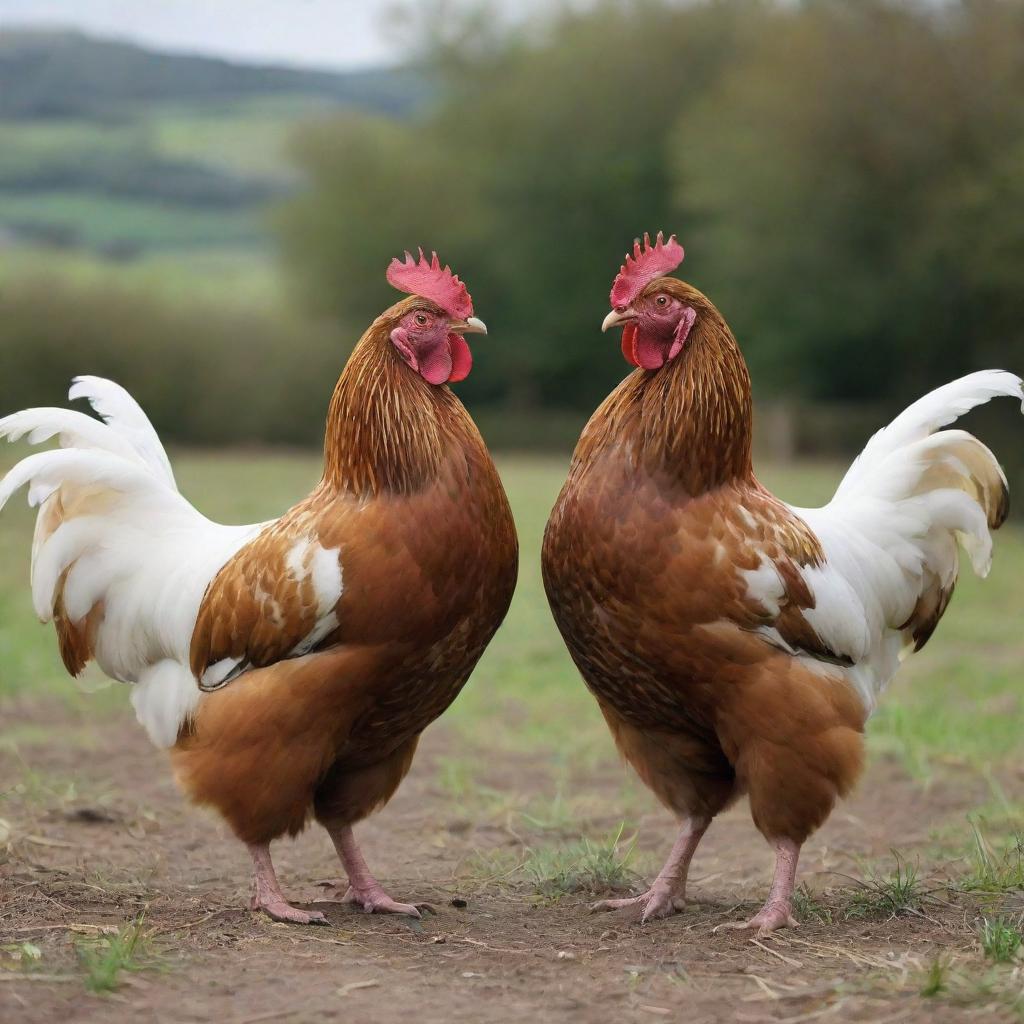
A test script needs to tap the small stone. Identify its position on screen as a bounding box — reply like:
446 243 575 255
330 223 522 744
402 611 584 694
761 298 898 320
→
450 897 468 908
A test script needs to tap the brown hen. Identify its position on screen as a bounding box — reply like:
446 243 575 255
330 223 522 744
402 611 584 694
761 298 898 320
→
542 233 1020 934
0 252 518 924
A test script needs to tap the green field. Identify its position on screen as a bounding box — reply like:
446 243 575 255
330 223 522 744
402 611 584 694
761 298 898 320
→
0 99 323 255
1 451 1021 781
0 192 263 250
0 246 281 308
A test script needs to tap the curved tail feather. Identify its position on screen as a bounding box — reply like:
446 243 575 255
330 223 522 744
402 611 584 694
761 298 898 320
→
795 370 1021 712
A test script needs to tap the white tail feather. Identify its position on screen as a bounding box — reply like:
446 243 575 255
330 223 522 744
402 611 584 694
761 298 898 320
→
838 370 1023 499
0 379 263 745
69 376 177 489
795 370 1020 713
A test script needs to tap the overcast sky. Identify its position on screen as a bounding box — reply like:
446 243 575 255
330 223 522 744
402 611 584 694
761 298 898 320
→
0 0 416 70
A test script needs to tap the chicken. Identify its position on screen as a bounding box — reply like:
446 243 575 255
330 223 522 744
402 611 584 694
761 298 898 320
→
541 232 1022 935
0 251 518 924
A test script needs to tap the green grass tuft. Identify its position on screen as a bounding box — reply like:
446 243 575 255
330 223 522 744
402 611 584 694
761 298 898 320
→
920 957 948 998
979 916 1023 963
842 854 922 920
792 885 833 925
962 823 1024 894
76 915 159 994
522 825 637 898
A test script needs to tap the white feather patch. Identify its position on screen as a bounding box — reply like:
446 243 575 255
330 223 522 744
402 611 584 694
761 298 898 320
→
130 659 201 748
788 370 1021 715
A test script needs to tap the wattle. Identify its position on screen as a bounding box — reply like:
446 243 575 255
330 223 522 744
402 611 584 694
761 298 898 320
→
418 333 473 385
622 324 667 370
447 333 472 383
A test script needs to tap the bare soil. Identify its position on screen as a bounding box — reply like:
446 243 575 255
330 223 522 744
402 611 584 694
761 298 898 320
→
2 701 1022 1023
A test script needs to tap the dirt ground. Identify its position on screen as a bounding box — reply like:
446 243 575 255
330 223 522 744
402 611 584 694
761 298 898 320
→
2 701 1022 1024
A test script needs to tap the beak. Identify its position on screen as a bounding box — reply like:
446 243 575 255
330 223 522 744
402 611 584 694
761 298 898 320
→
450 316 488 335
602 308 635 333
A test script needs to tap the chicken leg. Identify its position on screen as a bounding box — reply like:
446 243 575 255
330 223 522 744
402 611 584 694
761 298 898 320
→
592 817 709 923
323 825 422 917
715 837 800 936
248 843 327 925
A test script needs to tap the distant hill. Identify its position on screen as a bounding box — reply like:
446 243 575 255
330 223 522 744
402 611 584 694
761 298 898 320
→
0 28 424 119
0 29 426 258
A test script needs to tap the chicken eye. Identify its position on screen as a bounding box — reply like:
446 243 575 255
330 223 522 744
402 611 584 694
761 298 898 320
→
656 295 669 307
415 313 429 327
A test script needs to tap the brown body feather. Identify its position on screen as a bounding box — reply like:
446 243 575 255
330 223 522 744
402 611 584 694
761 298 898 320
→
542 281 864 844
174 300 518 844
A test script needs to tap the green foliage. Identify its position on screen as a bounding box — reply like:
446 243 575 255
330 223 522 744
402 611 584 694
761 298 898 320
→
522 825 637 897
920 957 948 998
962 824 1024 893
842 854 922 919
279 0 1024 418
676 0 1024 403
281 0 751 413
792 885 833 925
0 272 343 447
76 916 159 993
979 916 1023 963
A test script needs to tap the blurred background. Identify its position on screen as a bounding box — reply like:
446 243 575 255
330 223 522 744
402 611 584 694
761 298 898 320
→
1 0 1021 463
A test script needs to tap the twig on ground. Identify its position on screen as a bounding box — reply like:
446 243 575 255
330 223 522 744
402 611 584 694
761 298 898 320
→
148 908 232 937
750 938 803 968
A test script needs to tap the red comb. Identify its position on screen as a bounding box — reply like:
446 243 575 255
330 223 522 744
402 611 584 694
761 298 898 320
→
386 249 473 320
610 232 685 308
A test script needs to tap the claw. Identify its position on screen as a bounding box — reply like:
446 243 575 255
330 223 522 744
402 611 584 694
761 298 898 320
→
714 903 798 936
251 896 329 926
324 883 423 918
247 842 328 926
590 886 684 923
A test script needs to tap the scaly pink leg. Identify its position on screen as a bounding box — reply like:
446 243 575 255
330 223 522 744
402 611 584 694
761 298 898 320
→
592 817 709 923
716 837 800 936
323 825 422 918
248 843 327 925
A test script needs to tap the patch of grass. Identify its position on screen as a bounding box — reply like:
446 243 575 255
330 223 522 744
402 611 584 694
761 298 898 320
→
842 854 922 920
522 825 637 898
792 885 833 925
76 915 160 994
919 957 948 998
907 958 1024 1016
2 940 43 971
962 823 1024 894
979 916 1023 963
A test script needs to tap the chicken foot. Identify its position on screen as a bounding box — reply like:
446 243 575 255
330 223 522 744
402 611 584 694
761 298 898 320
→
715 837 800 936
322 824 423 917
248 843 327 925
592 816 709 923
